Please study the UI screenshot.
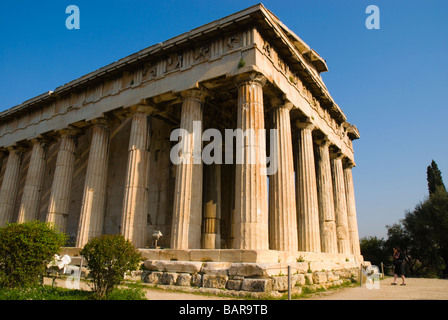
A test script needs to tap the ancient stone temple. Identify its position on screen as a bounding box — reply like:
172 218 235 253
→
0 4 363 281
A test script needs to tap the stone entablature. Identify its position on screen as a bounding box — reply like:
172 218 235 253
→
0 4 362 262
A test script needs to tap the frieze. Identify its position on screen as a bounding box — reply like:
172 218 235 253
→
256 32 352 147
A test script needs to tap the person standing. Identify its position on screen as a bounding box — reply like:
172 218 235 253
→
391 246 406 286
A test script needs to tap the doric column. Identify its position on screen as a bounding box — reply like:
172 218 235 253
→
17 139 48 223
171 89 206 249
233 73 269 250
76 118 111 247
201 163 221 249
315 137 338 253
296 120 321 252
46 128 79 232
331 152 351 255
268 100 298 251
0 147 22 226
343 160 361 257
121 106 154 248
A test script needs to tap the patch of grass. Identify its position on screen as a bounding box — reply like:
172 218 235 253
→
0 283 146 300
0 285 91 300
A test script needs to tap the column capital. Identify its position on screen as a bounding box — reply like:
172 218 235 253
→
89 116 119 130
30 135 51 147
234 71 267 87
314 135 332 148
180 87 211 102
6 145 25 155
58 126 82 138
270 96 294 111
330 150 345 161
296 119 315 131
126 104 157 115
343 158 356 169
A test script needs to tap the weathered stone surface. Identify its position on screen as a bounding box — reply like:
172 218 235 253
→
121 110 152 248
191 273 202 287
241 279 272 292
296 122 321 253
143 260 203 273
170 90 205 250
226 280 242 291
288 262 309 274
17 140 47 223
46 133 77 232
201 262 231 275
269 102 298 251
272 276 288 291
309 261 334 272
145 271 164 284
326 271 340 282
240 250 279 262
312 272 327 284
190 250 221 262
315 138 338 254
139 249 161 260
228 263 267 277
158 250 191 261
304 273 313 285
176 273 192 286
292 274 306 286
162 272 178 285
203 274 228 289
331 155 351 255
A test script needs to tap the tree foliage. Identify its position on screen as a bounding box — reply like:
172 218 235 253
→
80 234 142 299
359 236 388 267
427 160 446 196
0 221 67 288
361 160 448 277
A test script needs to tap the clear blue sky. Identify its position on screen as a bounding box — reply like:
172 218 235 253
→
1 0 447 239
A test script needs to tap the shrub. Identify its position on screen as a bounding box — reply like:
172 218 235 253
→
0 221 67 288
80 234 142 299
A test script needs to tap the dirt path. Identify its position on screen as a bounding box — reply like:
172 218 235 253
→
144 288 234 300
305 277 448 300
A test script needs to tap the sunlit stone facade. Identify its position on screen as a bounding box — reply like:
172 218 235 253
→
0 4 362 262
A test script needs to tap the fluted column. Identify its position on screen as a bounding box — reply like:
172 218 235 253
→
0 147 22 226
315 137 338 253
343 160 361 256
46 129 79 232
296 120 321 252
233 73 269 250
17 139 47 223
268 100 298 251
76 119 111 247
121 106 154 248
331 152 351 255
171 89 206 249
201 163 221 249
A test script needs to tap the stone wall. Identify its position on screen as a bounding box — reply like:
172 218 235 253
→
136 259 360 298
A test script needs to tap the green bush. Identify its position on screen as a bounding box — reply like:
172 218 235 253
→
0 221 67 288
80 234 142 299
